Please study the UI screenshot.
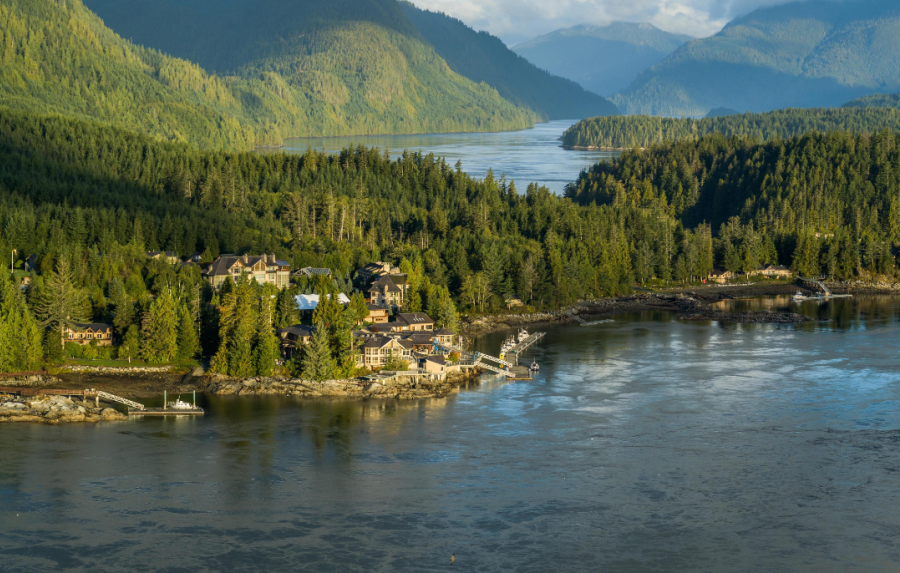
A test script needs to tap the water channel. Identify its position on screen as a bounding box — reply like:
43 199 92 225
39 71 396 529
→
2 296 899 571
275 120 620 194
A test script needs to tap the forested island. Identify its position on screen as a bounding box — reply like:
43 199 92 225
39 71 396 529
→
1 106 899 379
561 107 900 149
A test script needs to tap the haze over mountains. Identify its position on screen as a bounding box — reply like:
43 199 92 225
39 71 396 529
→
513 22 691 97
400 4 619 120
613 0 900 116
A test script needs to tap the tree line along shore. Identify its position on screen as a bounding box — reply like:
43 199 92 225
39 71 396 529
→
1 106 900 384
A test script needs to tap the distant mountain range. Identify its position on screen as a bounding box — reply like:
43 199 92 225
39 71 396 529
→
513 22 691 97
613 0 900 116
400 4 619 120
843 93 900 109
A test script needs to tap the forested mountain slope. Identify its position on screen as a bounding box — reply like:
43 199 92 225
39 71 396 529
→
561 107 900 149
513 22 690 97
399 4 618 120
614 0 900 116
0 0 307 149
82 0 534 138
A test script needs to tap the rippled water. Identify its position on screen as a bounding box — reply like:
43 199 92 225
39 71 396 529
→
2 298 900 572
274 120 620 194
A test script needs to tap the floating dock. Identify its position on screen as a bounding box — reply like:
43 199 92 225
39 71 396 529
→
128 408 204 417
506 366 533 381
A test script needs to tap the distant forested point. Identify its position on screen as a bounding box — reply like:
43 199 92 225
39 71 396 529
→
843 93 900 109
561 107 900 149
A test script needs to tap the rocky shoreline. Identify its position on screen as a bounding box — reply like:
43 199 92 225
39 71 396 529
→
203 369 482 400
460 285 820 337
0 395 127 424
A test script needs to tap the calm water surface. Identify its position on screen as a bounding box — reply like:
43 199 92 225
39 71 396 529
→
2 297 900 572
276 120 619 194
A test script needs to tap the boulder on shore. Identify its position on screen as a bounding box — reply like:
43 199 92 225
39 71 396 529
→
0 394 127 424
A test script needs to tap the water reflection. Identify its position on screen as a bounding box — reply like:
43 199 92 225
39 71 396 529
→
2 296 900 571
711 294 900 331
269 120 620 194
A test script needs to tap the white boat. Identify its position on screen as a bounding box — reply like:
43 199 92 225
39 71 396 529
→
167 397 196 410
517 328 530 343
530 360 539 372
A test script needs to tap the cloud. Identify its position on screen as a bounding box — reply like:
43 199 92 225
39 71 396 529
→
408 0 825 45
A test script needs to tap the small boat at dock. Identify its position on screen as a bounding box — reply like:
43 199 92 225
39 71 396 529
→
530 360 539 372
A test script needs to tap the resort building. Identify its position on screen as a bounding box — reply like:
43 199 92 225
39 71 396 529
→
63 323 114 346
752 264 792 279
147 251 180 264
203 254 291 289
389 313 434 332
276 324 316 359
356 261 402 284
360 303 390 325
361 336 414 369
294 293 352 314
368 274 408 307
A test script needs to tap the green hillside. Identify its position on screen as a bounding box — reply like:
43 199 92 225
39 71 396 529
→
399 3 618 120
513 22 690 97
0 0 311 149
844 93 900 109
83 0 534 138
561 107 900 149
615 0 900 116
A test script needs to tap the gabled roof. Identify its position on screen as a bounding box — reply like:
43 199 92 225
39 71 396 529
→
395 312 435 326
426 356 447 366
369 274 402 293
277 324 315 338
363 336 413 350
367 303 389 311
71 323 113 332
204 254 285 277
434 328 455 336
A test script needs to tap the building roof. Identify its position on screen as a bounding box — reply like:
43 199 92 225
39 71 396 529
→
147 251 178 258
367 303 389 312
433 328 455 336
369 274 402 293
363 336 413 350
425 355 447 366
277 324 315 338
402 333 434 344
295 293 351 311
294 267 332 277
394 312 435 326
70 323 113 332
204 254 285 277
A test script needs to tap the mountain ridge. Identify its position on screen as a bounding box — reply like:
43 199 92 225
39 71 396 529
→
400 3 619 120
614 0 900 116
512 22 691 97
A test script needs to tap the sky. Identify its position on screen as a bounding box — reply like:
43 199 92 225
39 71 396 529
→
408 0 809 45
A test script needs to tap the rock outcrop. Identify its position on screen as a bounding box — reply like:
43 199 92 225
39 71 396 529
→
0 395 127 424
204 370 480 400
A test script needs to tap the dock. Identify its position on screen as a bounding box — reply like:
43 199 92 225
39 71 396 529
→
128 408 204 417
506 366 533 381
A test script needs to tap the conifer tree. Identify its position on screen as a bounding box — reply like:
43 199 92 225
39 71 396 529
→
0 276 44 371
32 258 89 348
142 289 179 363
120 325 141 363
275 287 299 328
254 294 279 377
301 326 336 381
176 303 200 360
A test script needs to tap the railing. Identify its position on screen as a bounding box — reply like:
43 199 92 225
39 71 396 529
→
92 391 145 411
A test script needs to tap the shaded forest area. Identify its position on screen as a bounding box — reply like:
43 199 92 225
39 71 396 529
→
562 108 900 149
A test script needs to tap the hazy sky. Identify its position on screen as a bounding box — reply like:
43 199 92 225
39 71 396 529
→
409 0 807 45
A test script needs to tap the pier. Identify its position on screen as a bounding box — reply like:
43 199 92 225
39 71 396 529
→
0 388 204 416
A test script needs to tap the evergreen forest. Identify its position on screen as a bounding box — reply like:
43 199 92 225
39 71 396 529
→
561 107 900 149
2 105 899 375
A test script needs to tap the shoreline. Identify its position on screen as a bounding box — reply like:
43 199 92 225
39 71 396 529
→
4 281 896 418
